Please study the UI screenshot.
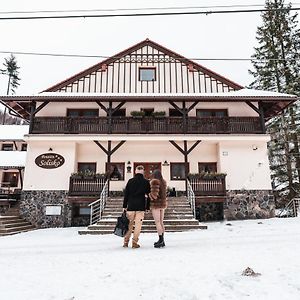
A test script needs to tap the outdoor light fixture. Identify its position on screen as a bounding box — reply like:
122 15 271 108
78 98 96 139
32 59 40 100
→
127 161 132 173
252 145 258 151
162 160 169 166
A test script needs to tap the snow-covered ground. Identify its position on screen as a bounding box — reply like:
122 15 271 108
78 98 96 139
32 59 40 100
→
1 218 300 300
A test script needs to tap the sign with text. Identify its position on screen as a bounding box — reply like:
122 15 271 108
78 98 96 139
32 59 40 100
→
35 153 65 169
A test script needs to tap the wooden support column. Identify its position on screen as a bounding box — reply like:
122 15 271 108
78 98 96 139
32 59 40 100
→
258 102 266 133
245 101 266 133
95 101 125 134
169 101 199 134
94 140 126 194
28 101 36 133
169 140 202 195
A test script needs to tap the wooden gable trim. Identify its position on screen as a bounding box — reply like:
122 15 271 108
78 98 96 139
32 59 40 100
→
44 39 243 92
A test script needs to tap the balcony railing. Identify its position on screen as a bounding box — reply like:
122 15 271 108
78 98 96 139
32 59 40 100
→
188 176 226 196
68 176 106 196
31 116 263 134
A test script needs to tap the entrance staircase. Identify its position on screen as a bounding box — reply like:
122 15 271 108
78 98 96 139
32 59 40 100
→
0 205 35 236
277 198 300 218
79 196 207 235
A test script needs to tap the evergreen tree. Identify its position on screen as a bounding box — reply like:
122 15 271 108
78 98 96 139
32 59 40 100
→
0 54 21 124
249 0 300 204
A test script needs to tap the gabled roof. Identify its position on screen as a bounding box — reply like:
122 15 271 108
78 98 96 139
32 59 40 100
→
44 38 243 92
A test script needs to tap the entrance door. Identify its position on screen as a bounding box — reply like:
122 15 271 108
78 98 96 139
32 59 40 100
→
133 162 161 179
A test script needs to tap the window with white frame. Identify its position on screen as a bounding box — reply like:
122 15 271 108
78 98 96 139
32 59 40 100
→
139 67 156 81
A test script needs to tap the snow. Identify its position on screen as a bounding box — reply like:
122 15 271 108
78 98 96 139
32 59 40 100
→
0 151 27 168
1 218 300 300
0 125 29 141
2 88 296 99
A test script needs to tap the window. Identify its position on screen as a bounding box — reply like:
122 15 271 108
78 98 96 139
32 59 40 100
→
196 109 228 117
139 67 156 81
141 108 154 117
198 162 217 173
1 143 13 151
2 172 18 187
106 163 125 181
79 207 91 216
77 163 96 173
169 109 182 117
112 109 126 117
67 109 99 117
170 163 189 180
21 144 27 151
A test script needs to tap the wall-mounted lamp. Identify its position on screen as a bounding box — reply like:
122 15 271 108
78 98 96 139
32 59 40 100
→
162 160 170 166
252 145 258 151
127 161 132 173
48 147 53 152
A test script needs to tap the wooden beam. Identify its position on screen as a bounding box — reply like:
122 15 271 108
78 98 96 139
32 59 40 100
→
187 140 202 155
112 101 126 115
33 101 49 116
246 101 260 115
95 101 108 113
111 141 126 155
187 101 200 113
94 141 109 155
169 140 185 155
29 102 36 133
168 101 184 114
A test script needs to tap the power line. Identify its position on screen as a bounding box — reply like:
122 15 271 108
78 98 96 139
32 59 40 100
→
0 7 300 21
1 50 300 62
1 3 299 15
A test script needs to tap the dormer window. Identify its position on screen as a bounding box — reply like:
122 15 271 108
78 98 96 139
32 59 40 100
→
139 67 156 81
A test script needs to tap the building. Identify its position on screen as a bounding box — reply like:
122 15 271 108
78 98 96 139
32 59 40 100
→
0 39 297 228
0 125 28 214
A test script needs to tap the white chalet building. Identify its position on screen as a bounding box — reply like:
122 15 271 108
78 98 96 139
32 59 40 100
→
0 39 298 228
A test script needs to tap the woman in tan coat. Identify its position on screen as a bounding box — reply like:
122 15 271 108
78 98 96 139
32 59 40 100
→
149 169 167 248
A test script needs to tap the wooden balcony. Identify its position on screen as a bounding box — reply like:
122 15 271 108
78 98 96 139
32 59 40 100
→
68 176 106 196
188 176 226 196
31 116 263 135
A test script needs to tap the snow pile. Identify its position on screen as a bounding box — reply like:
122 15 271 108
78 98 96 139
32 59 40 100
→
0 218 300 300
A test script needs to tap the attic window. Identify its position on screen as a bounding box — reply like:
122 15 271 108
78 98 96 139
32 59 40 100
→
139 67 156 81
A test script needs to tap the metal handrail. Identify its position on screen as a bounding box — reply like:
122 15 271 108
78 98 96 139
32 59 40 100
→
88 180 109 225
187 179 196 218
278 198 300 218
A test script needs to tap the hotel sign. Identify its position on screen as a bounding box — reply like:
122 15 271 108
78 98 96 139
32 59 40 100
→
35 153 65 169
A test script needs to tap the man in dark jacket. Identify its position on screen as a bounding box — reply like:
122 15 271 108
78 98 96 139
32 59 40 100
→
123 165 150 248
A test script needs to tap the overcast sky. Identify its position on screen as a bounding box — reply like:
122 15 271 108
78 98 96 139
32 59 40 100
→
0 0 299 96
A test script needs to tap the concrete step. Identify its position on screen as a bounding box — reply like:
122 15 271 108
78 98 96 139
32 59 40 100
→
102 215 195 220
0 228 36 236
0 218 26 225
0 216 23 222
4 221 32 228
79 225 207 235
0 224 35 234
87 225 204 231
96 219 200 226
103 208 192 213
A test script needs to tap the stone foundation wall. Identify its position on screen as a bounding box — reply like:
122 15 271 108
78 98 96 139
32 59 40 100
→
21 190 71 228
196 203 224 222
224 190 275 220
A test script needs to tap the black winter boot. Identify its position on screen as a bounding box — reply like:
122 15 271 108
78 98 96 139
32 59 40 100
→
154 234 165 248
154 233 164 246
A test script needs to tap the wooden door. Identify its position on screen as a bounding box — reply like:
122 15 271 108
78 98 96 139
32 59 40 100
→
133 162 161 179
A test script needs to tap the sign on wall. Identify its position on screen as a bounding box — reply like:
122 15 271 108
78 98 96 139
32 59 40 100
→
45 205 62 216
35 153 65 169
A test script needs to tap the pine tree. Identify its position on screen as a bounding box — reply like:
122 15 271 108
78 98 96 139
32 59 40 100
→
249 0 300 204
0 54 21 124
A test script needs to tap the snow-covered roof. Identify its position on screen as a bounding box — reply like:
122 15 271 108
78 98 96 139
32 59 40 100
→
0 151 27 169
0 88 297 100
0 125 29 141
34 88 298 99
